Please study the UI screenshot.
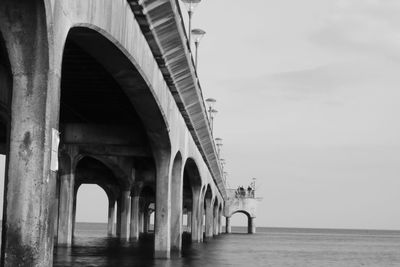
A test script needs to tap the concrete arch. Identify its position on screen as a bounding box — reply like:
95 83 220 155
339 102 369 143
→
75 156 126 189
183 158 203 193
62 26 171 154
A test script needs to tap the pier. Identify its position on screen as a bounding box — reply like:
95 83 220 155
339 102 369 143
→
0 0 257 266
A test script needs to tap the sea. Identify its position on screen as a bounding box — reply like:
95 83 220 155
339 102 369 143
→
52 223 400 267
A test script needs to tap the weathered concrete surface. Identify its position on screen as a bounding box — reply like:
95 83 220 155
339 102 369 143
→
224 189 260 234
118 190 131 241
0 0 60 266
130 195 140 241
226 217 232 234
108 199 116 236
170 153 183 256
0 0 230 264
205 198 214 238
57 154 75 246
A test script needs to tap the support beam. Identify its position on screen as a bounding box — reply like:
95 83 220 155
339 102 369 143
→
154 152 172 259
213 208 219 236
130 195 140 241
107 198 116 236
141 211 146 233
226 217 231 233
0 1 60 264
187 211 192 233
191 189 201 242
248 217 256 234
205 198 214 238
218 213 223 234
118 190 131 241
170 154 183 256
57 162 75 246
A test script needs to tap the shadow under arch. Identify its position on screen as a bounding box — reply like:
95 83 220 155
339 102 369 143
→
61 26 171 154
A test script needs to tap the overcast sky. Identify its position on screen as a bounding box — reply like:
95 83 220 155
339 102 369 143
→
1 0 399 230
191 0 400 229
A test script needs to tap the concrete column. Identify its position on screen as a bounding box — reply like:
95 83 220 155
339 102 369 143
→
205 198 214 238
154 152 172 259
170 155 183 256
130 195 140 241
71 187 78 239
57 166 75 246
191 189 201 242
0 2 60 265
141 211 146 233
107 198 116 236
187 211 192 232
118 190 131 241
226 217 232 233
116 199 122 237
248 217 256 234
218 214 223 234
213 209 219 236
53 176 60 243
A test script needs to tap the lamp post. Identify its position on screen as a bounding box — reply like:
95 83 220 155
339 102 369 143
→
251 178 256 197
215 137 223 157
181 0 202 45
220 158 226 169
205 98 217 132
191 28 206 69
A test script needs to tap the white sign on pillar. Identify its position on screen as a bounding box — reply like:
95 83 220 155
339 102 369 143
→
50 128 60 171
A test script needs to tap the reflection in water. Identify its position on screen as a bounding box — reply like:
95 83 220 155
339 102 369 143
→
53 224 400 267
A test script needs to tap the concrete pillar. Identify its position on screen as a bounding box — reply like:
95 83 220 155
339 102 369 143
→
248 217 256 234
130 195 140 241
57 164 75 246
205 198 214 238
187 211 192 232
53 176 60 243
170 155 183 256
71 187 78 239
118 190 131 241
116 199 122 237
213 208 219 236
107 198 116 236
0 2 60 265
154 152 172 258
218 214 223 234
141 211 146 233
191 189 201 242
226 217 232 233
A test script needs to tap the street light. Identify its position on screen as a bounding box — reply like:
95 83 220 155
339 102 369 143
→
220 158 226 169
223 171 228 186
215 137 223 157
191 28 206 69
181 0 202 45
206 98 217 132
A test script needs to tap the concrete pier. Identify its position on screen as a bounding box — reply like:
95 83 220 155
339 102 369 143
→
226 217 232 233
57 156 75 246
118 190 131 241
0 0 259 265
108 199 116 236
130 195 140 241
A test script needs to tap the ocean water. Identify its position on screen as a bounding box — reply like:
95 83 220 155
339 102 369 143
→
53 223 400 267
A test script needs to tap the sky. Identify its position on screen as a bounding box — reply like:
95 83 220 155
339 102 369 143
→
189 0 400 229
1 0 400 230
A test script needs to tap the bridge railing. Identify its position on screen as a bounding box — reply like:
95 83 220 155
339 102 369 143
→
226 188 256 199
